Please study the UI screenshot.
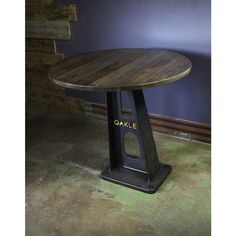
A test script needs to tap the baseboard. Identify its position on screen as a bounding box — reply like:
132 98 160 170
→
85 102 211 144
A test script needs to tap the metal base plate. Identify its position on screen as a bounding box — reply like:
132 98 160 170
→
101 164 172 194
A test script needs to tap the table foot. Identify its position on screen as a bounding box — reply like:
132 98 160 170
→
101 163 171 193
102 90 171 193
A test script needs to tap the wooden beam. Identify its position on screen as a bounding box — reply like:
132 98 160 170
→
26 20 71 40
26 4 77 21
26 70 49 85
26 52 64 65
26 0 54 6
26 38 56 53
26 84 54 105
26 70 65 93
26 52 64 70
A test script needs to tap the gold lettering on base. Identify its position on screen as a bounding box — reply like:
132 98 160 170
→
133 123 137 129
113 120 138 129
114 120 119 125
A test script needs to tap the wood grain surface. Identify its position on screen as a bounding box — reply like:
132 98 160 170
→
48 49 192 91
26 4 77 21
26 20 71 40
26 38 56 53
26 52 64 70
26 0 54 6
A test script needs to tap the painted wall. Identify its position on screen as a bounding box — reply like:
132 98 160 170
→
56 0 211 124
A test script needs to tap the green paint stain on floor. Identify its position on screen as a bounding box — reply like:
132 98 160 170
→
179 199 193 211
92 181 152 213
199 178 210 189
180 148 190 156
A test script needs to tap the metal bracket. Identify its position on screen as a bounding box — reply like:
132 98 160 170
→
101 90 172 193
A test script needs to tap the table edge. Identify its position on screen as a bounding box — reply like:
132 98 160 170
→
48 64 191 92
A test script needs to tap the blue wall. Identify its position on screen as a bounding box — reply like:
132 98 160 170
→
56 0 211 124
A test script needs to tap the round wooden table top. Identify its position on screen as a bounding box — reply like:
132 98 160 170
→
48 49 191 91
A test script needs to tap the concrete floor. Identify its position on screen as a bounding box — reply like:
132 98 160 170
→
26 107 211 236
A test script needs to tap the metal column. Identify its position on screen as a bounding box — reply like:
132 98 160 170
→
101 90 172 193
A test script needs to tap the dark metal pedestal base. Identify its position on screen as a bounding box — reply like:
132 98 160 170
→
102 90 172 194
101 164 172 193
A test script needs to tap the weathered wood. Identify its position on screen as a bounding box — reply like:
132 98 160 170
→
25 0 79 109
26 52 64 70
26 70 50 86
26 38 56 53
26 52 64 65
26 70 65 93
26 4 77 21
26 0 54 6
26 81 83 112
49 49 192 91
26 20 71 40
27 84 54 104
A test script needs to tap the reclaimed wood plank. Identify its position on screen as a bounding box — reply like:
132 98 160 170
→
26 52 64 70
48 50 115 77
26 84 54 104
26 70 65 93
26 70 49 85
48 49 192 91
54 50 135 84
26 0 54 6
26 4 77 21
76 50 163 86
26 20 71 40
26 38 56 53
